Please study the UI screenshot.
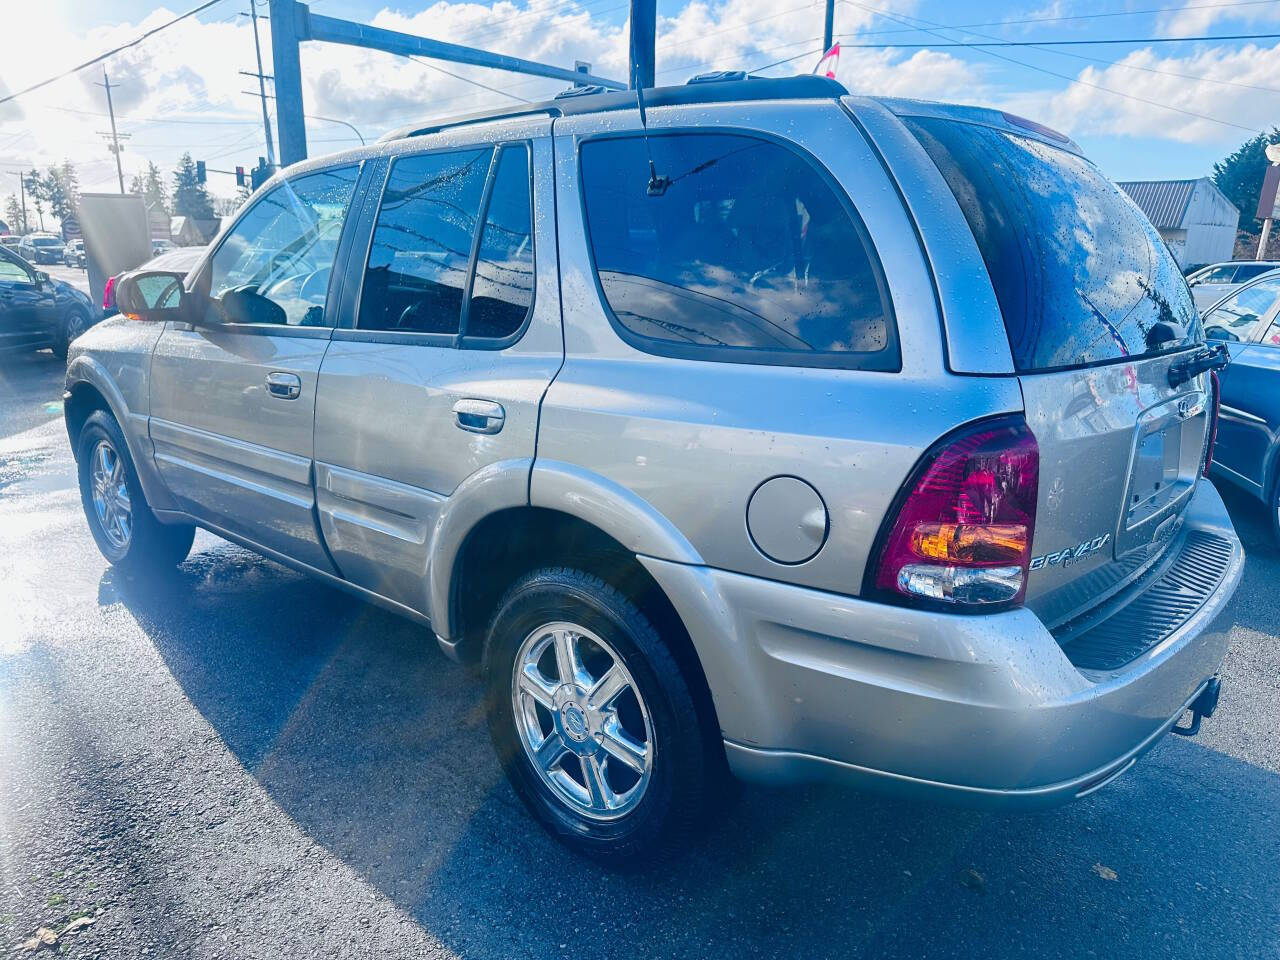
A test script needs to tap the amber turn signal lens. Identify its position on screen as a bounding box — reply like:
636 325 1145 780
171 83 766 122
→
910 523 1028 564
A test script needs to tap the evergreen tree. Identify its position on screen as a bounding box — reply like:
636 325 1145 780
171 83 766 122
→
1212 128 1280 234
4 195 25 234
37 161 79 226
171 152 215 220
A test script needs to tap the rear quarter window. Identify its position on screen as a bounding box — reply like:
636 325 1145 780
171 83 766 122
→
579 132 898 369
904 116 1201 372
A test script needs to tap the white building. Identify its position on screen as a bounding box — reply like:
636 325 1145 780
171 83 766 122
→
1117 178 1240 269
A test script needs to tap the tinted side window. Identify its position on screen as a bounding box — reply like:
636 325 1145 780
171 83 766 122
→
465 145 533 341
905 118 1200 371
358 148 491 334
0 257 30 283
1203 278 1280 341
207 165 358 327
580 133 896 367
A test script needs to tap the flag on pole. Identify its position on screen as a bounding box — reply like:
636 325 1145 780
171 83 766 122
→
814 44 840 80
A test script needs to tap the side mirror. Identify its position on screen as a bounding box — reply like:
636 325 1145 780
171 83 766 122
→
34 271 50 286
114 270 194 322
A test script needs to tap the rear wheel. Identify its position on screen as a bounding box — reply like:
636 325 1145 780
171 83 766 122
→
76 410 194 573
483 567 714 864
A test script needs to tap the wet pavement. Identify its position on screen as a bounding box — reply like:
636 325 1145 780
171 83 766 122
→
1 348 1278 959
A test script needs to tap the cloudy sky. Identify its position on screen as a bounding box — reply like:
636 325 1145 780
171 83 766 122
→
2 0 1279 213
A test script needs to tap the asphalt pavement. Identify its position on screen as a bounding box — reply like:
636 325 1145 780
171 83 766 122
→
1 348 1278 959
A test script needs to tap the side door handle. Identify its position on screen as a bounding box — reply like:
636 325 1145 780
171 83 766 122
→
265 371 302 400
453 398 505 435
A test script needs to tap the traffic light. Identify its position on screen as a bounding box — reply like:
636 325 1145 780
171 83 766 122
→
235 165 246 187
195 160 206 184
250 157 271 191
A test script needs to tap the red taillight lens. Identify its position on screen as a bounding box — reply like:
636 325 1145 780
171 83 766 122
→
872 417 1039 608
102 274 117 311
1203 370 1221 478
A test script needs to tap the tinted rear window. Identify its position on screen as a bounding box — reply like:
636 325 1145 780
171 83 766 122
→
905 117 1201 372
580 133 897 369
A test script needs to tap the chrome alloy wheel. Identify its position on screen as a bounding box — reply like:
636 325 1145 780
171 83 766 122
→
89 439 132 551
512 621 654 821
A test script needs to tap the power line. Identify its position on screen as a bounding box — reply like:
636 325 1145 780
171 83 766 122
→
406 56 533 102
0 0 229 108
841 0 1262 133
847 0 1280 37
834 27 1280 47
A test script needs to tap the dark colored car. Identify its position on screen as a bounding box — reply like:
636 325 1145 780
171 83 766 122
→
1203 270 1280 537
0 245 98 358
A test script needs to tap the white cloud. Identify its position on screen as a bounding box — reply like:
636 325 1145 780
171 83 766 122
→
1158 0 1280 38
1007 43 1280 144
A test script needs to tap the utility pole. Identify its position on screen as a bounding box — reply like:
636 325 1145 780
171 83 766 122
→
9 171 28 233
823 0 835 52
247 2 277 168
95 68 128 194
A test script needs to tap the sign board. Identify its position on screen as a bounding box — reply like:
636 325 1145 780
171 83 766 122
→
76 193 153 311
1258 164 1280 221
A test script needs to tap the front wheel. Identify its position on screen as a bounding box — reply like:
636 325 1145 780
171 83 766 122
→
76 410 194 573
52 307 90 360
483 567 716 864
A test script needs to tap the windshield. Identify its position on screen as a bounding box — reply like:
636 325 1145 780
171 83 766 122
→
33 237 61 246
905 116 1201 372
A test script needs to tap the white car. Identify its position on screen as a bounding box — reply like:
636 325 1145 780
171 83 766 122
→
1187 260 1280 312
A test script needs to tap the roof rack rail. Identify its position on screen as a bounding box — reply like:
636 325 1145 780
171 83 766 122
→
377 75 848 144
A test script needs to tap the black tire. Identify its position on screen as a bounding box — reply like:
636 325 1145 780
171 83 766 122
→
76 410 194 574
52 306 90 360
1271 476 1280 545
483 567 715 865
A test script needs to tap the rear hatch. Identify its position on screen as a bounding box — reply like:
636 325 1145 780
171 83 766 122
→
902 111 1211 628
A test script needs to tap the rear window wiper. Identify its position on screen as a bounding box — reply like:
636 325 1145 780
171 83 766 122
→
1168 342 1230 388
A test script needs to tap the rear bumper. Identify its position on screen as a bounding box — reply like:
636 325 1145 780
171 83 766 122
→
641 479 1243 808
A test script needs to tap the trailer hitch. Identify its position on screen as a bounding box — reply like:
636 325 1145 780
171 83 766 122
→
1171 677 1221 737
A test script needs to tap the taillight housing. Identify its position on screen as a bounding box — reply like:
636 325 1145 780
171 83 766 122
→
102 274 117 312
870 417 1039 609
1203 370 1221 478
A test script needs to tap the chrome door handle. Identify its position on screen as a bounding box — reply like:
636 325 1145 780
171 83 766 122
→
453 398 505 434
265 371 302 400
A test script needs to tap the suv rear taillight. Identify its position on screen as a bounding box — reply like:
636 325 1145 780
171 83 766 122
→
871 417 1039 608
102 274 117 312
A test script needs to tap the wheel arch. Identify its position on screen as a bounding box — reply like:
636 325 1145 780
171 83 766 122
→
64 357 177 513
440 502 724 767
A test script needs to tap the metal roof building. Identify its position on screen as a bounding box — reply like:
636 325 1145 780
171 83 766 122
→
1117 177 1239 268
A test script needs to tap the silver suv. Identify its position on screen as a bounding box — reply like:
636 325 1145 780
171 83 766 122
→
64 76 1243 861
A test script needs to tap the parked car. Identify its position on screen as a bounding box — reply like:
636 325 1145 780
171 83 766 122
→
0 235 22 249
18 233 66 265
102 245 206 319
64 238 86 268
0 243 97 357
1200 270 1280 537
1186 260 1280 313
64 76 1242 862
151 238 175 258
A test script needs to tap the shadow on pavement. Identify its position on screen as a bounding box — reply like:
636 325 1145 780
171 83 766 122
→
100 525 1280 959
